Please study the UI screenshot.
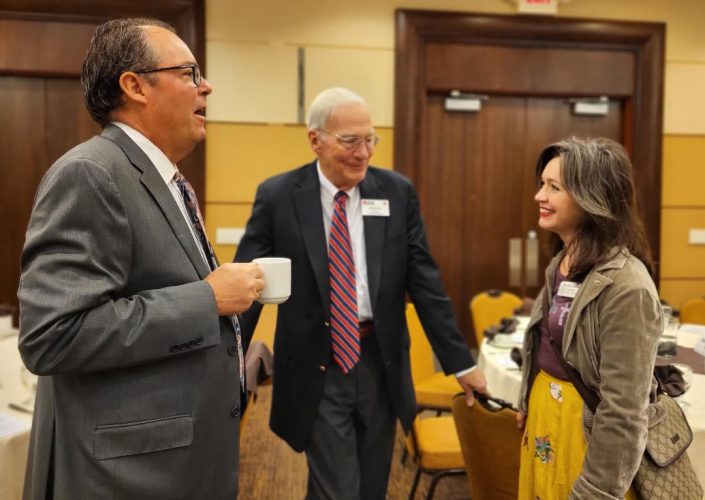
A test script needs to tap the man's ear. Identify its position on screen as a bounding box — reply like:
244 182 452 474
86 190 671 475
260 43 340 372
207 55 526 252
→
118 72 149 105
308 129 321 153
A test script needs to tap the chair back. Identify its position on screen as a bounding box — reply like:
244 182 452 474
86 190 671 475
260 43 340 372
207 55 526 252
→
680 297 705 325
469 289 523 346
406 303 435 386
451 393 521 500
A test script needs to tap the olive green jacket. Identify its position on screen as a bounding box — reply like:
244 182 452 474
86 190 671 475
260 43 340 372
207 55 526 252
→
518 248 662 499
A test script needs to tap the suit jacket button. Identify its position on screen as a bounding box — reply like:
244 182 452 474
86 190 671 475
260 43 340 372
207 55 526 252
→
169 345 180 353
230 406 240 418
228 345 238 356
195 337 204 346
319 365 326 372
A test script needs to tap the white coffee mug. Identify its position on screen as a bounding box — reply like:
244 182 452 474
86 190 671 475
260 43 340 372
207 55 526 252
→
253 257 291 305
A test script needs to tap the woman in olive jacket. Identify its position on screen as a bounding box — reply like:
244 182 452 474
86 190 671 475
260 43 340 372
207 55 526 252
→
516 137 663 499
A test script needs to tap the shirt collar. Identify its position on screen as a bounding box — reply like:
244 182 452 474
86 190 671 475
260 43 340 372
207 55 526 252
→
112 121 178 184
316 161 359 201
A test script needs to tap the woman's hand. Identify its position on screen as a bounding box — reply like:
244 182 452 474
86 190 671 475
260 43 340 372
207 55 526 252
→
516 410 526 430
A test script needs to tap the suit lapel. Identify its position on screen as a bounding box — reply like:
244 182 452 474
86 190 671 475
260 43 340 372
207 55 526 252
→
359 172 387 312
293 164 330 312
101 125 211 279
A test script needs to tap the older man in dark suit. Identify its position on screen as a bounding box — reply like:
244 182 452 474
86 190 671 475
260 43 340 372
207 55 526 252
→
18 18 263 499
235 87 488 499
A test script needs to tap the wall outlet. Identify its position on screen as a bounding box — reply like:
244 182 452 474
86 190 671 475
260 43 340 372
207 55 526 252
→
216 227 245 245
688 229 705 245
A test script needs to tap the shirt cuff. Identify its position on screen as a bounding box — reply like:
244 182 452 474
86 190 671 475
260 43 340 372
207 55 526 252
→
455 366 477 378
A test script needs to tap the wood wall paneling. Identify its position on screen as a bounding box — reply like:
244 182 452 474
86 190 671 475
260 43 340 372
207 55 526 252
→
425 43 634 96
0 1 205 323
0 77 46 317
0 19 95 76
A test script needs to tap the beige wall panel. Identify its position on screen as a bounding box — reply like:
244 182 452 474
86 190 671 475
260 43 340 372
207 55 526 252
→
203 198 279 347
206 199 277 347
658 279 705 311
662 135 705 206
207 0 705 61
664 63 705 135
206 42 298 123
206 0 513 49
206 123 314 203
561 0 705 62
204 202 253 263
372 128 394 169
250 304 277 349
304 47 394 127
206 123 395 203
660 208 705 278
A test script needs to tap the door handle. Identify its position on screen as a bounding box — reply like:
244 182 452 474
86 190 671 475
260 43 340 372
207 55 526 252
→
509 238 521 287
525 230 538 287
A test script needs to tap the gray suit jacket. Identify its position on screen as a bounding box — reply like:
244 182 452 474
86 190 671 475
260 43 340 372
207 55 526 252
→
235 162 474 452
17 125 242 500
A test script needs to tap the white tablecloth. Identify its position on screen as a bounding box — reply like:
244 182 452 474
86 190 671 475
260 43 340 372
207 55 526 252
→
479 336 705 493
0 332 32 500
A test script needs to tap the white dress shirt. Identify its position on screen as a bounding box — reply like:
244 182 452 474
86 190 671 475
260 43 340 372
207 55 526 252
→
317 163 475 378
112 121 211 269
317 163 373 322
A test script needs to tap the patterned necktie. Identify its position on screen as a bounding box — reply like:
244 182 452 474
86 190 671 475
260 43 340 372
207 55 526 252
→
329 191 360 373
174 171 245 391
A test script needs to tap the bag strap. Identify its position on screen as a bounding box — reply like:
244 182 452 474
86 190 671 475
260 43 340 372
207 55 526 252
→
541 285 601 413
476 392 516 411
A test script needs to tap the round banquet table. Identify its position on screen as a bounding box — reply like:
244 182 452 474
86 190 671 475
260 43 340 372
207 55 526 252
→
0 331 33 500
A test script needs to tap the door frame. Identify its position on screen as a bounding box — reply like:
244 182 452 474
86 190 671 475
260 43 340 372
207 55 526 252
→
394 9 665 273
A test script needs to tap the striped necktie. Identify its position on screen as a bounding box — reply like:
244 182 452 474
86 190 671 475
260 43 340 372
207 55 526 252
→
329 191 360 373
174 171 245 391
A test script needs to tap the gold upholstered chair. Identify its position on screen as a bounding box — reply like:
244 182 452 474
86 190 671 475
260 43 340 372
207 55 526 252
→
451 393 521 500
679 297 705 325
406 303 461 412
469 289 523 347
406 412 466 499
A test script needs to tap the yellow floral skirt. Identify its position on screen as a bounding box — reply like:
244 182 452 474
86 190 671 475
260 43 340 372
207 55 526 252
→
518 370 636 500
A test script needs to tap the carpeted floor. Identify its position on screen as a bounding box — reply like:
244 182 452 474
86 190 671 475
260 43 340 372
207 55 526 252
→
239 384 470 499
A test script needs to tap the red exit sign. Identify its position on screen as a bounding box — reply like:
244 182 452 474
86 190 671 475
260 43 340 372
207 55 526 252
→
517 0 558 14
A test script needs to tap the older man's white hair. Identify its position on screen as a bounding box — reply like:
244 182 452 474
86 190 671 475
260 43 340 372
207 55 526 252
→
306 87 368 131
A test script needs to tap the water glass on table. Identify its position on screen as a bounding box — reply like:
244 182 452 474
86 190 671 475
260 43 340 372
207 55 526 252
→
658 304 678 357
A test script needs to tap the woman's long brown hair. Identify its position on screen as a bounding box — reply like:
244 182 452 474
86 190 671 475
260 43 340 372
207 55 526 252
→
535 137 653 279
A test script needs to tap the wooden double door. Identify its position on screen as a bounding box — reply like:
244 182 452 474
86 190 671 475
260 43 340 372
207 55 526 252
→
422 95 621 337
395 11 664 347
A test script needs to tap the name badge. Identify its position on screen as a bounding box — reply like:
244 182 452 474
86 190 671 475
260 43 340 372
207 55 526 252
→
361 199 390 217
557 280 580 298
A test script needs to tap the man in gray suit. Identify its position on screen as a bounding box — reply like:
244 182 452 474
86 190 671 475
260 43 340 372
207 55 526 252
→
17 18 263 499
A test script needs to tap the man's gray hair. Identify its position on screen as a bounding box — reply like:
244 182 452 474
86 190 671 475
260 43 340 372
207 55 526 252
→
306 87 367 131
